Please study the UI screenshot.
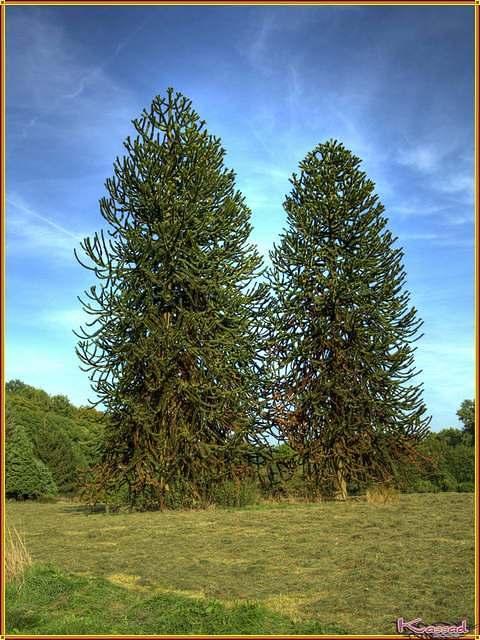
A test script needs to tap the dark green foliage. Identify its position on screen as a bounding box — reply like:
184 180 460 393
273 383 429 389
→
207 478 259 507
255 443 302 498
6 380 50 409
457 399 475 440
33 416 85 494
397 428 474 493
445 443 474 488
266 140 431 499
6 381 104 496
6 415 57 499
436 427 469 448
75 89 265 510
49 395 75 417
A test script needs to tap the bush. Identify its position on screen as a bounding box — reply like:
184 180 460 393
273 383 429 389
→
395 429 474 494
209 478 259 508
31 414 86 494
79 475 130 513
406 479 439 494
6 420 58 499
437 474 458 492
444 443 474 485
80 474 260 512
457 481 475 493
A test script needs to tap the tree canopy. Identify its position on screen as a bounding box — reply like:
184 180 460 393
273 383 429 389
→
457 399 475 440
76 89 266 509
265 140 431 498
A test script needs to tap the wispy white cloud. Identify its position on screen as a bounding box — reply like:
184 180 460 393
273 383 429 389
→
61 20 146 102
8 194 81 241
244 14 277 75
8 11 140 158
6 11 143 260
397 144 440 173
7 193 84 259
437 173 473 197
443 212 473 226
401 232 439 241
389 195 473 228
391 201 447 217
396 134 473 211
401 232 472 248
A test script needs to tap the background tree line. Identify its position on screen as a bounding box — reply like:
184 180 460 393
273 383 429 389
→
5 380 474 501
6 380 103 499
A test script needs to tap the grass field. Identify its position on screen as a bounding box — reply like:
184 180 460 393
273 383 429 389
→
6 492 474 635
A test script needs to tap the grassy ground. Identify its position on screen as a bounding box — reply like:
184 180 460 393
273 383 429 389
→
7 493 474 635
6 565 344 635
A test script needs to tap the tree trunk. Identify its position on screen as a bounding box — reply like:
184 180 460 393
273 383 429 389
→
335 460 348 501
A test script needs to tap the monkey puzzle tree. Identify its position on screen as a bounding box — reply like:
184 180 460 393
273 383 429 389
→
266 140 431 499
75 89 265 510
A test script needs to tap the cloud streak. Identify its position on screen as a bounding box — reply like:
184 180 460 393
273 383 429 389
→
8 194 82 241
7 194 85 261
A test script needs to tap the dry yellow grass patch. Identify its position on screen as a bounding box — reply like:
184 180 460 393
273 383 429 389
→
108 572 207 600
6 526 32 582
108 573 146 591
365 484 400 505
263 593 319 621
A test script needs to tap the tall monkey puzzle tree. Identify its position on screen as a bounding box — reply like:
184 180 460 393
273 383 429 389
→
75 89 265 510
267 140 431 499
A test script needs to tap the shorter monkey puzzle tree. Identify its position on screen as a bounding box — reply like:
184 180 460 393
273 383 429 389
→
75 89 265 509
266 140 431 499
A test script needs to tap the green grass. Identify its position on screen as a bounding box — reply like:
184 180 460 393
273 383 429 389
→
6 565 344 635
7 492 474 634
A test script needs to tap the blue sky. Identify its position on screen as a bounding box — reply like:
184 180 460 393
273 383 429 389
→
6 5 474 430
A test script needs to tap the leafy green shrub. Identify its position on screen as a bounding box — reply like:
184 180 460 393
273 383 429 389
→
34 414 88 494
406 479 439 494
6 381 104 497
81 474 260 512
208 478 259 508
79 476 130 513
457 481 475 493
437 474 458 492
162 478 205 510
395 428 474 494
444 443 474 485
6 420 57 499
